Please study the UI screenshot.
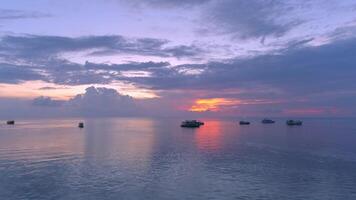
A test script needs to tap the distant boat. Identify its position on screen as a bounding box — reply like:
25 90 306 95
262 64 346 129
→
6 120 15 125
262 118 275 124
239 121 250 125
181 120 202 128
197 121 204 125
78 122 84 128
286 120 302 126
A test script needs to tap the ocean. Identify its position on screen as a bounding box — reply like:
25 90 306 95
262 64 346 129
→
0 118 356 200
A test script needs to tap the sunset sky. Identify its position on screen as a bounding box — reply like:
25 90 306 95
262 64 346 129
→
0 0 356 118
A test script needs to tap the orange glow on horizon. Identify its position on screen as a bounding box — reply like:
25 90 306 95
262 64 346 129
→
189 98 240 112
188 97 282 112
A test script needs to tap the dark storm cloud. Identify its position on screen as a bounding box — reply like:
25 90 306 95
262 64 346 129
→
0 9 50 20
0 35 203 60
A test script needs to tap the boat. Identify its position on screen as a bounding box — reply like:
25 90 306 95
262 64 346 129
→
6 120 15 125
286 120 302 126
181 120 202 128
262 118 275 124
78 122 84 128
197 121 204 125
239 121 250 125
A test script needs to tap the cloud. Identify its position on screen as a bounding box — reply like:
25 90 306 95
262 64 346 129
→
1 1 356 117
0 9 50 20
198 0 301 39
0 35 203 61
114 36 356 117
122 0 296 39
84 60 169 71
1 32 356 116
32 96 64 107
0 63 45 83
121 0 211 8
119 0 356 43
65 86 139 116
9 87 142 118
0 58 170 85
129 36 356 94
43 59 172 85
38 86 69 90
1 35 356 100
0 86 150 118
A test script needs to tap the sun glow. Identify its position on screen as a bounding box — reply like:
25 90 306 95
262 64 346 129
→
188 97 281 112
189 98 241 112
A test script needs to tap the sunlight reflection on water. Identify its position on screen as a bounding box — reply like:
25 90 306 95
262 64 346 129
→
0 118 356 199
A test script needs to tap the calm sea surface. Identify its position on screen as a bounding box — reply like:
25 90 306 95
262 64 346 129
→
0 118 356 200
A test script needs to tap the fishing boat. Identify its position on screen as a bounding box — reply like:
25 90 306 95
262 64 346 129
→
239 121 250 125
6 120 15 125
262 118 275 124
78 122 84 128
181 120 202 128
286 120 302 126
197 121 204 125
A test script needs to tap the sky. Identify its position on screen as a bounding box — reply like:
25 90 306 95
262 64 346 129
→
0 0 356 118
